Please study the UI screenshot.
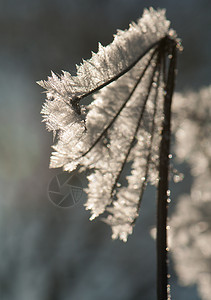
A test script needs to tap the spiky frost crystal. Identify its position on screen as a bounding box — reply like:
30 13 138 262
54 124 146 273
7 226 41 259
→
39 8 179 241
170 87 211 300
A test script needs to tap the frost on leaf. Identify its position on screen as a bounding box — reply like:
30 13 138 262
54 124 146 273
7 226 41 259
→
39 8 179 241
170 87 211 300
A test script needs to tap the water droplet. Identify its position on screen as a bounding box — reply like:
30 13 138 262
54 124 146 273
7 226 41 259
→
166 247 169 252
167 190 171 197
176 41 184 52
116 182 121 187
167 198 171 204
141 176 146 181
173 173 184 183
152 82 157 88
167 274 171 278
166 225 170 230
168 154 172 159
168 54 173 59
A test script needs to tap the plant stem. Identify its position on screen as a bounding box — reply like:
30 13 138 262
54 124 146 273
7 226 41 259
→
156 42 177 300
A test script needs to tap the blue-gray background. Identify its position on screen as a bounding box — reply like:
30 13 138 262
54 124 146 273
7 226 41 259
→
0 1 210 299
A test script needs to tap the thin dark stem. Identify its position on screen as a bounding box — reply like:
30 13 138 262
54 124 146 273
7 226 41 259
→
156 41 177 300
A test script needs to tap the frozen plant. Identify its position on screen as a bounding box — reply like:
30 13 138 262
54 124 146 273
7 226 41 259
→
39 8 180 241
39 8 181 299
170 87 211 300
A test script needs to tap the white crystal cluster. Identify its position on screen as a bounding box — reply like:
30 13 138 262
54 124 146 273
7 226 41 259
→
171 87 211 300
38 8 170 104
39 8 175 241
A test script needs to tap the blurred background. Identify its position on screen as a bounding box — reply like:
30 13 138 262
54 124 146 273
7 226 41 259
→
0 0 210 299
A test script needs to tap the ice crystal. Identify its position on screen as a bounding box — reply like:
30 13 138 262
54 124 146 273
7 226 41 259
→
170 87 211 300
39 8 179 241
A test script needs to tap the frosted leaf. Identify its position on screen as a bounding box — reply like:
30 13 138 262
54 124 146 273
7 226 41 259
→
173 87 211 176
38 8 171 105
171 85 211 300
39 8 179 241
84 52 160 219
104 67 164 241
